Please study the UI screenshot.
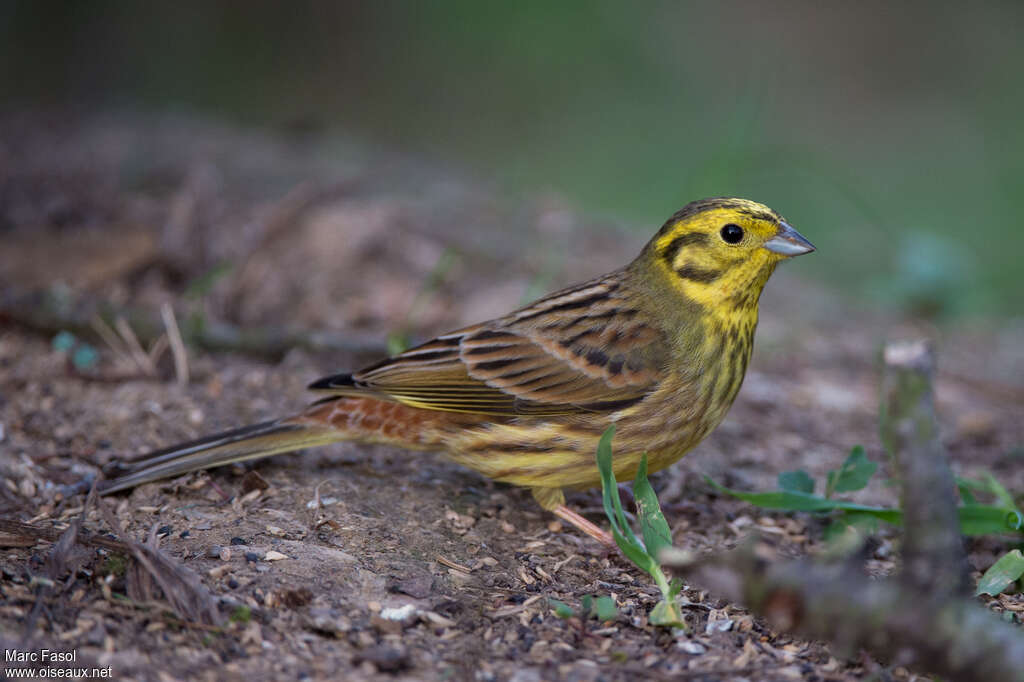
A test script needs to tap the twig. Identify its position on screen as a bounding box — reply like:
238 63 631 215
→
21 482 98 643
114 316 158 376
100 503 221 626
89 315 132 361
662 339 1024 681
0 518 130 553
1 286 385 360
879 340 969 596
664 541 1024 682
160 302 189 386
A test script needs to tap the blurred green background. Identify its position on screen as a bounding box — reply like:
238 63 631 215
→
2 1 1021 316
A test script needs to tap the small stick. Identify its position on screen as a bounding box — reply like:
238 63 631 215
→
115 316 157 376
160 302 189 386
90 315 131 360
880 340 969 597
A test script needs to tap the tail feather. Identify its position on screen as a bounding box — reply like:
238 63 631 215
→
98 418 342 494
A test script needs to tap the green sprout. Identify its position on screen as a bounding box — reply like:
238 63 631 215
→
709 447 1023 539
709 447 1024 596
595 425 684 628
547 594 619 622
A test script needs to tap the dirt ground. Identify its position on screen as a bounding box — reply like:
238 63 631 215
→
1 114 1022 681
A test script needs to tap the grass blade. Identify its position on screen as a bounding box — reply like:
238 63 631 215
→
634 454 673 560
975 549 1024 597
596 425 642 549
778 470 815 494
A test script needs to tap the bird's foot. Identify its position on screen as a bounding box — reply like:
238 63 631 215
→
551 504 615 548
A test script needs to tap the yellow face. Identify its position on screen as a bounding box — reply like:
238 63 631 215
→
649 198 814 311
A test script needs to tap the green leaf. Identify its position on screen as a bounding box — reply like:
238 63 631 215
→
713 474 1023 537
230 605 252 623
823 512 881 546
387 332 411 356
975 550 1024 597
706 476 902 521
825 446 877 498
184 261 234 299
548 598 575 619
956 476 979 505
596 425 645 560
581 594 593 615
71 344 99 370
778 470 815 494
634 454 673 561
981 472 1018 511
52 330 77 352
958 505 1024 536
594 595 618 622
648 599 685 628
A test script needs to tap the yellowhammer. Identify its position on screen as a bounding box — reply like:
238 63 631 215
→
99 197 814 545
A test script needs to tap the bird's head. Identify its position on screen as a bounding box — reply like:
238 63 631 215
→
639 197 814 312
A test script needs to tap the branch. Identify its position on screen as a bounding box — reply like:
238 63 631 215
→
879 340 970 596
663 339 1022 681
666 542 1024 682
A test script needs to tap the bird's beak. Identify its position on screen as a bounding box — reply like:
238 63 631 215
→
763 221 815 257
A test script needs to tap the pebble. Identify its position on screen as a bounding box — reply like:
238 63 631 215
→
263 550 288 561
230 537 248 546
380 604 418 622
354 645 409 674
207 545 224 559
392 576 433 599
677 641 706 655
208 564 231 579
304 608 352 637
245 552 260 563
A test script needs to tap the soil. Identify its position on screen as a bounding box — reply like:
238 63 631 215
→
1 114 1021 681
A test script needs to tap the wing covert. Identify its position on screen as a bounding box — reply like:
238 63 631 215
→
310 275 668 415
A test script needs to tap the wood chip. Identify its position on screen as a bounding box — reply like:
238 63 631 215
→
422 611 456 628
436 555 472 573
517 566 535 586
208 564 232 579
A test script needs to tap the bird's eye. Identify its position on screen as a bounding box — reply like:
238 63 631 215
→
720 224 744 244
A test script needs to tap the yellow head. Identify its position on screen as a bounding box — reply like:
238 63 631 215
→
639 197 814 312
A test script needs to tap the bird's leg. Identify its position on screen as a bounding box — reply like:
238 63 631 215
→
552 504 616 548
532 487 615 548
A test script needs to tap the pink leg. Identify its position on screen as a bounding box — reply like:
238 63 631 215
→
552 505 616 548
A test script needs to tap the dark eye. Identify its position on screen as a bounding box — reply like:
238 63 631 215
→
720 224 744 244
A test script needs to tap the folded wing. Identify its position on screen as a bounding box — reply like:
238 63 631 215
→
309 276 668 416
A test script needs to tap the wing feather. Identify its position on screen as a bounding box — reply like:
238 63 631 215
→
309 274 668 415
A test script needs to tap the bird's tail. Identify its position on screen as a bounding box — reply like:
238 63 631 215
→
98 417 342 494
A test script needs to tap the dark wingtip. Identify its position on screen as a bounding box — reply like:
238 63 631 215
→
307 373 356 391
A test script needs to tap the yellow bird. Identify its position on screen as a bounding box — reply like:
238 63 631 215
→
100 197 814 544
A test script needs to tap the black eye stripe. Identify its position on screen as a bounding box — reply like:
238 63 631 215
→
675 264 722 283
720 224 744 244
661 232 710 265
